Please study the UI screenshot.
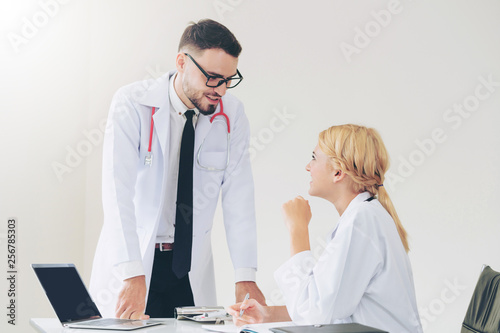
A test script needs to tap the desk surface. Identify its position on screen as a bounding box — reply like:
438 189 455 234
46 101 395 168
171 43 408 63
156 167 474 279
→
30 318 236 333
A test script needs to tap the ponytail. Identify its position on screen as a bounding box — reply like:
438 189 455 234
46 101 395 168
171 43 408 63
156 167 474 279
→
377 186 409 253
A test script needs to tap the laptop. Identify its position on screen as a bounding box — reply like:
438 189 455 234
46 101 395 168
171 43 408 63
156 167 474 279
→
31 263 163 330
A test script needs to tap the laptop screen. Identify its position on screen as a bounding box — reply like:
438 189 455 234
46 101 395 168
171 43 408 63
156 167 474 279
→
32 264 101 323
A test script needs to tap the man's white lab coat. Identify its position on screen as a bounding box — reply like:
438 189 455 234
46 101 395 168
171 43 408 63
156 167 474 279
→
89 71 257 317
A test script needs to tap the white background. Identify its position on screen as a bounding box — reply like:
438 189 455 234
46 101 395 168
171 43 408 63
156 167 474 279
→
1 0 500 332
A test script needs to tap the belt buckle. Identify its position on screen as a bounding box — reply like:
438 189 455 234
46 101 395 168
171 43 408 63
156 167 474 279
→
158 242 173 252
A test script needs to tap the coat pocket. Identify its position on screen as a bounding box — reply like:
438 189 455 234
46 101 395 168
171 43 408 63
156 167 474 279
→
196 151 228 172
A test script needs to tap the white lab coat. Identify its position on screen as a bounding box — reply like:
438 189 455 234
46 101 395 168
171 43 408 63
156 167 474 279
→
89 71 257 317
274 192 423 333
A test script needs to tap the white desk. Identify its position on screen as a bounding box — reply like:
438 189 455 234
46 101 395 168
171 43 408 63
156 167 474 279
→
30 318 234 333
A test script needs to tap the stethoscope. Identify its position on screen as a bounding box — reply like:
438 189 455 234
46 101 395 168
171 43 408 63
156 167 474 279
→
145 100 230 172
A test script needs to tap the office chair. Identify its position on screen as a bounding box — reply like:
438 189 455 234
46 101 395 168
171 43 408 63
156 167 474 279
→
461 265 500 333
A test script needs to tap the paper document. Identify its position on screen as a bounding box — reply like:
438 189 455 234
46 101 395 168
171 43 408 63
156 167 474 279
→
202 324 239 333
202 321 295 333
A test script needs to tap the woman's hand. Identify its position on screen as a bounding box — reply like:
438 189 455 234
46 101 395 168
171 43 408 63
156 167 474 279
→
282 196 312 232
226 299 267 327
282 196 312 255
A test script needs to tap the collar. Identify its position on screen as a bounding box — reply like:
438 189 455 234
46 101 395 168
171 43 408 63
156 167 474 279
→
342 191 373 216
329 191 372 240
168 72 199 118
137 71 173 108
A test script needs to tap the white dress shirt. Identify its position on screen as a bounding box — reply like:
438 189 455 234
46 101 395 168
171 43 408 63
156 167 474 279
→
156 73 199 243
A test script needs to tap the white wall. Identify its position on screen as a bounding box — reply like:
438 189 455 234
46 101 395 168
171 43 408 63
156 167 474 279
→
1 1 500 332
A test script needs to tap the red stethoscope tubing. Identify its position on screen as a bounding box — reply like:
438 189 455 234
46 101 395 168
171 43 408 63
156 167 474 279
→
147 99 228 153
209 99 230 133
148 107 156 154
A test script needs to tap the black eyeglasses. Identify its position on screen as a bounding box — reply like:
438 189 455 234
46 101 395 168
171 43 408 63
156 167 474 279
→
184 53 243 89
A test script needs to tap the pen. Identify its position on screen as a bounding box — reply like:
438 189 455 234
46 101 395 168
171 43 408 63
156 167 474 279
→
239 293 250 317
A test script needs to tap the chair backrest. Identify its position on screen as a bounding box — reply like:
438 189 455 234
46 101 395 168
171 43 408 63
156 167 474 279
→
461 265 500 333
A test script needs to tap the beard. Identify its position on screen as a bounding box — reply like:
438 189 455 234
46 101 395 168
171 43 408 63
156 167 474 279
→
189 94 219 116
183 79 220 116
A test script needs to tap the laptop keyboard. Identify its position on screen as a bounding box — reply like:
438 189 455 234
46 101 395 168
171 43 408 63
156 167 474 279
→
72 318 151 327
91 319 136 326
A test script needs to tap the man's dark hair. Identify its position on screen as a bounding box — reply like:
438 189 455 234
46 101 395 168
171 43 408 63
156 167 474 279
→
178 19 242 57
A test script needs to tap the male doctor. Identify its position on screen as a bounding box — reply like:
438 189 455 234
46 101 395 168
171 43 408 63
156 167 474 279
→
90 19 265 319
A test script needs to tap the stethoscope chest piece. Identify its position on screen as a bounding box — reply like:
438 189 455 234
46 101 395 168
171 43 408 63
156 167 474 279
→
144 152 153 166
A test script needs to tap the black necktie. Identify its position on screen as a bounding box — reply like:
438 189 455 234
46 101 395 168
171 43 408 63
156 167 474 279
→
172 110 195 279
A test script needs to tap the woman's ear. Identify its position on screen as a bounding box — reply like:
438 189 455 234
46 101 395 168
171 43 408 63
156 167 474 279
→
332 169 346 183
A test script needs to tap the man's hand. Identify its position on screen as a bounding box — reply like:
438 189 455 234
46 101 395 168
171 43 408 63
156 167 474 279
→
115 275 150 320
235 281 267 306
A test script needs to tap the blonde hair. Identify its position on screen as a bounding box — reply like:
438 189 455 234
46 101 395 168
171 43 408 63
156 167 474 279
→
318 124 410 253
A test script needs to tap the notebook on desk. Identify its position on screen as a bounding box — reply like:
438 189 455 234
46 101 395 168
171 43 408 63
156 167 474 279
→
269 323 388 333
31 263 162 331
202 322 387 333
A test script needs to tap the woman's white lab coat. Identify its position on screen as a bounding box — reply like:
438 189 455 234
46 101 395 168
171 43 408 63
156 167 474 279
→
274 192 423 333
89 71 257 317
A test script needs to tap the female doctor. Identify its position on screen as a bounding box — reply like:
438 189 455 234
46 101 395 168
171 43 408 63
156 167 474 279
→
228 124 423 333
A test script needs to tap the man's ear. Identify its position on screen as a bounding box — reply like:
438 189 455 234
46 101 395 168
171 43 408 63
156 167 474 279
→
175 53 187 73
333 169 346 183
